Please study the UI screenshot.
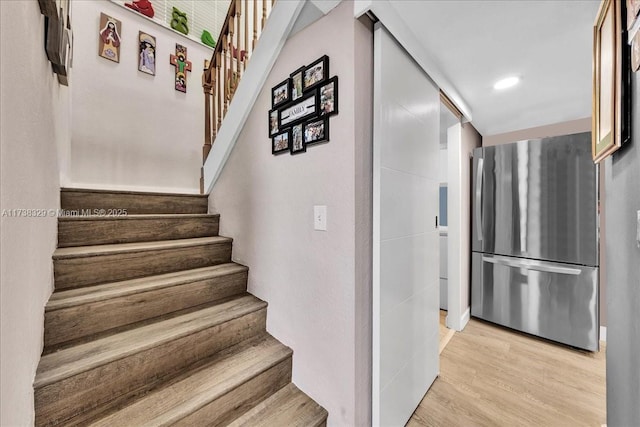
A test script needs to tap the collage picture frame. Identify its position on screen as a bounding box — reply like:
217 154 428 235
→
269 55 338 155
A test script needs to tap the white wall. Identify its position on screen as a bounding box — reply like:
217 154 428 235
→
447 122 481 330
0 1 69 424
70 0 212 193
210 2 372 425
605 71 640 426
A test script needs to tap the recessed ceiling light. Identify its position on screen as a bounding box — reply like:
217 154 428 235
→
493 76 520 90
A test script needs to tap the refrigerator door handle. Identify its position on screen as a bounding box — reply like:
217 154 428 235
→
482 255 581 276
475 158 484 241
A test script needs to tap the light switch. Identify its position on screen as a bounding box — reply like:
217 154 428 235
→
637 210 640 249
314 205 327 231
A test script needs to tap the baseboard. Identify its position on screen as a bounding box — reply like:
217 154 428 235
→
460 307 470 330
600 326 607 343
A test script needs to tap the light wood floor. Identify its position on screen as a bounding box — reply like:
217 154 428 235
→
410 319 606 427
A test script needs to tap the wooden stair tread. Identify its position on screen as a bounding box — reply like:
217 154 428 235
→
35 294 266 388
61 188 208 198
89 335 292 426
58 213 219 221
53 236 231 259
47 263 248 310
228 383 328 427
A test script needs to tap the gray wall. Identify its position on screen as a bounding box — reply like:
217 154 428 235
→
0 1 68 424
605 72 640 426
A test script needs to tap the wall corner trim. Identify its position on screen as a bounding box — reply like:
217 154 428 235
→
202 0 306 193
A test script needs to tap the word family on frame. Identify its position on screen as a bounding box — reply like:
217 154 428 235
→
269 55 338 155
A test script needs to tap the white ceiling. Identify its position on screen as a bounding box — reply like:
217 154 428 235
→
387 0 601 136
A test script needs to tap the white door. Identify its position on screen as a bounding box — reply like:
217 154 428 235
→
372 24 441 426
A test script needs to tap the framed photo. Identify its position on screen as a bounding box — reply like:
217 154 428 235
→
98 13 122 63
318 76 338 117
272 130 290 155
303 118 329 145
138 31 156 75
291 123 306 154
279 91 318 127
290 66 305 101
592 0 630 163
303 55 329 91
268 109 279 137
272 78 290 108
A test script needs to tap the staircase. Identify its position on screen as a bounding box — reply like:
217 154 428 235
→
34 188 328 426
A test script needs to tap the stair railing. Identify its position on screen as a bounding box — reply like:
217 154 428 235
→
201 0 275 193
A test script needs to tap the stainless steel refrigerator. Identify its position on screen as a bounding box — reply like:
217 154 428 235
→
471 132 599 351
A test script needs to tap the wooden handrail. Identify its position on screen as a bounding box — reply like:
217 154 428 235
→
201 0 275 193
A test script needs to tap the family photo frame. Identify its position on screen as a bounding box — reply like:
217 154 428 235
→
303 55 329 91
268 55 337 156
272 79 290 108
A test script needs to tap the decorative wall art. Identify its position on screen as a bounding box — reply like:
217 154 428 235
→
318 77 338 117
99 13 122 63
303 55 329 91
201 30 216 48
171 7 189 35
269 110 279 137
272 130 290 154
272 79 290 108
291 123 306 154
592 0 632 163
138 32 156 75
125 0 155 18
38 0 73 85
304 118 329 145
290 67 304 101
170 44 192 92
279 92 317 127
268 55 338 155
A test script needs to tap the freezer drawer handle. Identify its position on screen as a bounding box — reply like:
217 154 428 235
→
482 256 581 276
475 158 484 241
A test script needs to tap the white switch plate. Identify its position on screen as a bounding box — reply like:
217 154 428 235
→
314 205 327 231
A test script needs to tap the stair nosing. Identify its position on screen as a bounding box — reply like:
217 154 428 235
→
46 263 249 311
34 295 267 389
53 236 232 259
226 383 328 427
61 188 209 198
90 335 293 427
58 214 219 222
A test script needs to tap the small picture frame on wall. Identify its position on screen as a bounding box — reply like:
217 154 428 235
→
269 109 279 137
272 79 290 108
592 0 629 163
303 118 329 145
291 123 306 154
98 13 122 63
290 67 305 101
272 130 290 154
138 31 156 75
303 55 329 91
319 76 338 117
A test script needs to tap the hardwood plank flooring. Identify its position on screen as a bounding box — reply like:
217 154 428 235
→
409 319 606 427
